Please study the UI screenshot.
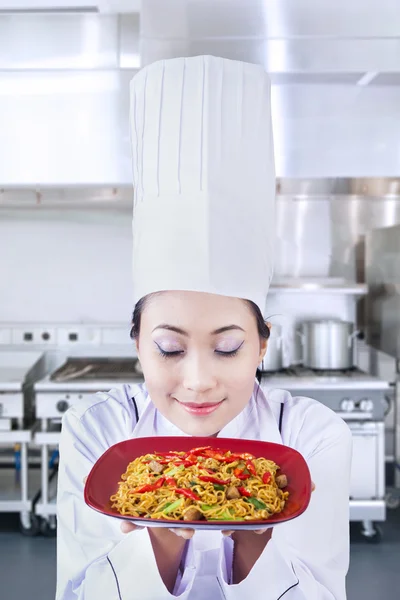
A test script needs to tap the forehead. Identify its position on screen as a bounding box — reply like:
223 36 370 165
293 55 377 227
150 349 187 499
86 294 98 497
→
142 291 254 330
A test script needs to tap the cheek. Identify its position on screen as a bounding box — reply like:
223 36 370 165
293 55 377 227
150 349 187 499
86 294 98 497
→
138 344 179 401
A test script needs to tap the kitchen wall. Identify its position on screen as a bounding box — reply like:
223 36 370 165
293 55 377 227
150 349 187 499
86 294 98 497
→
0 206 133 323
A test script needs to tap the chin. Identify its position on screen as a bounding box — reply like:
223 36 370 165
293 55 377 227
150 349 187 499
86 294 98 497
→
181 425 218 437
177 415 225 437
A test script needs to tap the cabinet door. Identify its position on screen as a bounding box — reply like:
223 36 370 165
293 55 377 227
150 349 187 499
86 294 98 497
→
349 426 379 499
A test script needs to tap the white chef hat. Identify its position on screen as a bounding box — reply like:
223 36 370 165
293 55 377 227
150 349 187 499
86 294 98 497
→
130 55 275 315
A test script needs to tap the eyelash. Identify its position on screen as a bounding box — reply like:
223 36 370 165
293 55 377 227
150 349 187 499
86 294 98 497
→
157 348 241 359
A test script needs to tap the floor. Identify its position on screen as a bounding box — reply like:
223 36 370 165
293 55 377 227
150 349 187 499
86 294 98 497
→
0 512 399 599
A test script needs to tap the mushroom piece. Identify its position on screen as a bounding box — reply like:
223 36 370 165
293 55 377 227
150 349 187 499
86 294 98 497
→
183 507 204 521
148 460 165 474
276 474 288 489
225 485 241 500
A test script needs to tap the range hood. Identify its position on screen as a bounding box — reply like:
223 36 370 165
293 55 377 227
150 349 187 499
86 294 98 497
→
141 0 400 179
0 11 139 186
2 1 400 186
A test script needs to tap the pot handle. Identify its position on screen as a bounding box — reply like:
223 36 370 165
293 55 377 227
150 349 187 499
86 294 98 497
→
348 330 360 348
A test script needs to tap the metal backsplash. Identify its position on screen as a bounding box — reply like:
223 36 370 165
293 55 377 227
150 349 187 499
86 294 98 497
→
365 224 400 359
274 180 400 282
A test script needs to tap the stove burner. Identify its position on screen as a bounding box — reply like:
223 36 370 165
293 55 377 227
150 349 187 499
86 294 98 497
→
50 358 139 382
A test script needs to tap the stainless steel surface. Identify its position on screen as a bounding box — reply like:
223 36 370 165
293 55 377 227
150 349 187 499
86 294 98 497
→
0 13 137 186
366 224 400 360
395 378 400 489
349 500 386 522
349 422 385 500
50 357 140 382
300 320 356 370
331 196 400 283
0 12 139 70
4 6 400 183
140 0 400 177
35 356 143 419
270 279 367 295
141 0 400 70
262 325 283 372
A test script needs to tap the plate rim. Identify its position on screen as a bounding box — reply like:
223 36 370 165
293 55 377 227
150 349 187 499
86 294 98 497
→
84 436 312 529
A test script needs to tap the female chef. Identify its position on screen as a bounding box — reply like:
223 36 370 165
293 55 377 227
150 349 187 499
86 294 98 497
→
56 56 352 600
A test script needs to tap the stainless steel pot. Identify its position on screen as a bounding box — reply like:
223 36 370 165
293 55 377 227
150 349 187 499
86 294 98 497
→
299 320 357 370
261 325 283 372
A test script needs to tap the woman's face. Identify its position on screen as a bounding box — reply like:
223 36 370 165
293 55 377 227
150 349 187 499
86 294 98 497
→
136 291 268 436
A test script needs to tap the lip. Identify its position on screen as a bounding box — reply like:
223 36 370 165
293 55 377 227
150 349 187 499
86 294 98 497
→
177 400 224 416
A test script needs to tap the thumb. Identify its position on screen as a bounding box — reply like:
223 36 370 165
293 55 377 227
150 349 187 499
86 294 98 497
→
120 521 144 534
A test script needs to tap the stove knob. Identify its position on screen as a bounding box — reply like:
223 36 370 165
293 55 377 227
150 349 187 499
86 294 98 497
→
360 398 374 412
57 400 70 413
340 398 355 412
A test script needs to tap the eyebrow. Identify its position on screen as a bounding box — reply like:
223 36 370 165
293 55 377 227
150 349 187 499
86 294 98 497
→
152 324 245 336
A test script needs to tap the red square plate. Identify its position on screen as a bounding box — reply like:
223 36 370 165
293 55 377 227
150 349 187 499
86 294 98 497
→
85 436 312 531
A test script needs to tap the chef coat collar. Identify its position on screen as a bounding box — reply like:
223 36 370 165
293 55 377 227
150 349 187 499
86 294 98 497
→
135 381 283 445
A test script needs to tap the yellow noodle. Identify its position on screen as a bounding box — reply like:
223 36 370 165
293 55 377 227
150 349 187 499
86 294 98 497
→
110 448 289 521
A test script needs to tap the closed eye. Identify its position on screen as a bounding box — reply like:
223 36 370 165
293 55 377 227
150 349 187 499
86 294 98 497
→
156 346 184 358
215 342 244 357
156 342 244 359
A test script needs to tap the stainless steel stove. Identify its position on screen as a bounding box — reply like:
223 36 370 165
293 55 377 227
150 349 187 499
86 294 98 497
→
33 354 144 530
261 365 393 540
0 350 46 532
260 366 390 421
34 356 144 427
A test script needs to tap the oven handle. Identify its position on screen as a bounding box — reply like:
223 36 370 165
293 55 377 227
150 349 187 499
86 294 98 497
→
345 424 381 436
336 412 373 421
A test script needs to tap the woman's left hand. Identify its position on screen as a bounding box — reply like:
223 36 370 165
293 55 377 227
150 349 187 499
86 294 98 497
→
222 480 316 537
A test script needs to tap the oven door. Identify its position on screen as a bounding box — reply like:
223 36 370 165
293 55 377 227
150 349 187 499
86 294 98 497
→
348 421 385 500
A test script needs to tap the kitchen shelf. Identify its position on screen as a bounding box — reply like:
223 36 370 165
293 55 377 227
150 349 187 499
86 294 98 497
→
270 279 367 295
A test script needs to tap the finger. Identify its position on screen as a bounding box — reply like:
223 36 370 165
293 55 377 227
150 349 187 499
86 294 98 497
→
120 521 144 534
312 482 316 492
83 476 87 485
222 530 235 537
169 528 195 540
254 528 271 535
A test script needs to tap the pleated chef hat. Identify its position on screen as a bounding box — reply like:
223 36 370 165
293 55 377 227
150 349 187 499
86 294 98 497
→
130 55 275 315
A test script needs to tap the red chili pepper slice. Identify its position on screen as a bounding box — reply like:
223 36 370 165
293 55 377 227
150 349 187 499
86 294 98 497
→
174 488 200 502
233 468 251 480
246 460 257 476
198 476 231 485
190 446 213 456
238 486 252 498
203 450 237 463
165 477 177 486
262 472 271 484
131 477 165 494
175 459 197 467
230 452 255 461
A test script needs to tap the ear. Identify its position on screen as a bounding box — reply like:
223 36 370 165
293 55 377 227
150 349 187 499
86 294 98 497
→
258 322 272 363
134 337 140 355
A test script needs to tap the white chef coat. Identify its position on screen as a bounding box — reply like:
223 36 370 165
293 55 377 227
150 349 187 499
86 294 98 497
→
56 381 352 600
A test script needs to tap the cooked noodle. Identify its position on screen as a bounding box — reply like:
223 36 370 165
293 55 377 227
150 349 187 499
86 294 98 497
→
110 446 289 522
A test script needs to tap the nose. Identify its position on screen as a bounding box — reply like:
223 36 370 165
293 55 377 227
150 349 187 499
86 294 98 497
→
182 353 217 394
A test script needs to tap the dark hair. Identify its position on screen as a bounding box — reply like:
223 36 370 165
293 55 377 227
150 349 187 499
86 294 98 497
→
130 294 269 383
